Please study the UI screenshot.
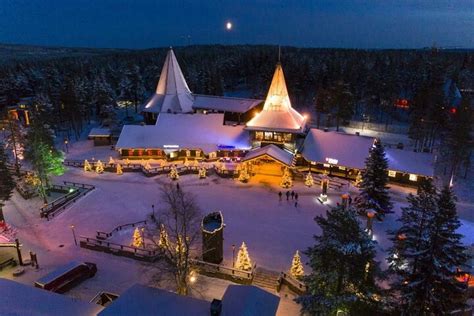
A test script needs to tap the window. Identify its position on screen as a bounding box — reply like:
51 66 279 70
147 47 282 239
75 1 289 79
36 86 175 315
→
169 151 177 158
388 170 396 177
409 174 418 182
186 150 191 157
284 133 292 142
255 132 263 141
264 132 273 140
339 166 346 171
196 150 201 157
209 152 217 159
323 163 331 168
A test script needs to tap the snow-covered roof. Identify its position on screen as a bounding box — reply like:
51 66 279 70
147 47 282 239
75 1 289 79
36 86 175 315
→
221 285 280 316
385 148 434 176
302 129 375 169
116 113 250 153
246 63 306 133
243 144 295 166
193 94 262 113
88 128 111 137
143 49 194 113
99 284 209 316
0 278 102 316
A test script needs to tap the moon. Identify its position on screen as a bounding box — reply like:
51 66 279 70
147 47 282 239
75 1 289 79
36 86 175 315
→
226 21 232 31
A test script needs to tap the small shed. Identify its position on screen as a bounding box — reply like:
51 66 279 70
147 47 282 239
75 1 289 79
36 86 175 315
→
201 211 224 264
88 128 112 146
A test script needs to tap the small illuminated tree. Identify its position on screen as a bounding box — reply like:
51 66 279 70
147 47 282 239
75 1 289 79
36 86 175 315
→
144 160 151 170
290 250 304 279
280 167 293 188
355 171 362 187
198 166 207 179
131 227 144 248
95 160 104 174
305 171 314 187
169 165 179 180
183 157 189 167
158 224 169 248
125 158 130 166
84 159 92 172
236 242 252 271
116 163 123 175
108 156 115 165
238 163 250 182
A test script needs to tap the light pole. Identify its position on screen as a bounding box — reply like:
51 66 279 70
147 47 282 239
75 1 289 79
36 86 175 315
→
64 139 69 153
366 211 375 238
232 244 235 268
70 225 77 246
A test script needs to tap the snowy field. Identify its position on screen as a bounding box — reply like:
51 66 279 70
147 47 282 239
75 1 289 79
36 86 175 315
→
2 139 474 315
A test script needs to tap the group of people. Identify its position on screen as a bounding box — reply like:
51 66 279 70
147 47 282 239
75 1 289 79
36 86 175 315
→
278 190 299 207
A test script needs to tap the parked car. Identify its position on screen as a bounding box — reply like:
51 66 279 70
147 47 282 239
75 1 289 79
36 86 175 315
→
35 261 97 293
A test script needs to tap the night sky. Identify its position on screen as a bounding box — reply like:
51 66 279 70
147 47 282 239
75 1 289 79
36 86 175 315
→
0 0 473 49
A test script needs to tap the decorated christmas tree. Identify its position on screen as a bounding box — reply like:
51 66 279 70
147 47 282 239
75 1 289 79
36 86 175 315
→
84 159 92 172
238 163 250 182
169 165 179 180
355 171 362 187
280 167 293 188
116 163 123 175
125 158 130 166
236 242 252 271
198 166 207 179
305 171 314 187
144 160 151 170
131 227 144 248
108 156 114 165
290 250 304 279
95 160 104 174
183 157 189 166
158 224 169 248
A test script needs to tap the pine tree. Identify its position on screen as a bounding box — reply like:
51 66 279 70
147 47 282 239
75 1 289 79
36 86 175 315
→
354 140 392 220
0 144 15 224
5 115 25 175
198 166 206 179
280 167 293 188
169 165 179 180
388 183 470 314
131 227 144 248
84 159 92 172
236 242 252 271
238 163 250 182
305 171 314 187
95 160 104 174
297 204 383 315
290 250 305 279
116 163 123 175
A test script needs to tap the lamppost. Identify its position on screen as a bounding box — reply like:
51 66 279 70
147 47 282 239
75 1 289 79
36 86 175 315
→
366 211 375 238
232 244 236 268
70 224 77 246
64 139 69 153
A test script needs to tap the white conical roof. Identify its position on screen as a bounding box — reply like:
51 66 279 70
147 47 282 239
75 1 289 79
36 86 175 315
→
144 49 194 114
246 63 305 132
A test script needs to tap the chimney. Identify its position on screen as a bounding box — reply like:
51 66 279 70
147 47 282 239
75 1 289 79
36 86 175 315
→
210 299 222 316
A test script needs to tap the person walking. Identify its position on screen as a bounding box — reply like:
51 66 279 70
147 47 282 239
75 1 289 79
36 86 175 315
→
286 191 290 201
291 191 295 200
295 193 299 201
294 200 298 208
278 191 282 201
176 182 180 190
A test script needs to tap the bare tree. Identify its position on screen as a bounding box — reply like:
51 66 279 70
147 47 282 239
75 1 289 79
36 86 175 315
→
149 183 202 295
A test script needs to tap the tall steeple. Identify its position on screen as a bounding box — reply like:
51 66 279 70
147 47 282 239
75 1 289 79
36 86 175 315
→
246 63 305 132
143 49 194 114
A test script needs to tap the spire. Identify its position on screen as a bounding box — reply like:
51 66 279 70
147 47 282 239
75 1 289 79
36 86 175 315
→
262 63 291 112
144 49 194 114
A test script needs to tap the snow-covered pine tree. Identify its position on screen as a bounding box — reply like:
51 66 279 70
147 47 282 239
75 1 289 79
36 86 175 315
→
5 117 25 175
354 140 392 220
297 204 383 315
290 250 304 279
388 183 470 314
0 144 15 224
131 227 144 248
236 242 252 271
305 171 314 187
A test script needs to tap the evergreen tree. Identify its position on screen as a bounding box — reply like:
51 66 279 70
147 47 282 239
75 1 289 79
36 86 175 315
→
388 183 469 314
131 227 144 248
236 242 252 271
354 140 393 220
297 204 383 315
5 115 25 175
0 144 15 224
290 250 305 279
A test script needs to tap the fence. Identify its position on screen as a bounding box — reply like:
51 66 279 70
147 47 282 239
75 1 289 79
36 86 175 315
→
277 271 307 295
191 259 256 283
79 236 162 262
96 220 148 240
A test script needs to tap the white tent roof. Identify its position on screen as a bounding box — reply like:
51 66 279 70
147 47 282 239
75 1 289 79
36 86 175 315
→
116 113 250 153
246 63 306 133
243 144 295 166
143 49 194 114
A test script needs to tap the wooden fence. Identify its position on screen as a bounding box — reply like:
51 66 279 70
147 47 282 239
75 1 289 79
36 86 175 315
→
96 220 148 240
277 271 307 295
191 259 256 284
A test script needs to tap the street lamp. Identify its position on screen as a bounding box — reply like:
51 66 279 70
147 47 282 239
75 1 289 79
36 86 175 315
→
366 211 375 238
64 139 69 153
70 224 77 246
232 244 236 268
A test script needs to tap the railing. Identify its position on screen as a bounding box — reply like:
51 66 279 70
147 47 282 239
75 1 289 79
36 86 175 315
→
277 271 307 294
79 236 162 262
191 259 256 281
96 220 148 240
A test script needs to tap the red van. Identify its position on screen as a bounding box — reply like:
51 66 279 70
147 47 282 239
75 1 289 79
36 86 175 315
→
34 261 97 293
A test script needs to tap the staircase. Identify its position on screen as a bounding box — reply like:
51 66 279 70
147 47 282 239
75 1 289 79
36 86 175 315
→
252 267 280 293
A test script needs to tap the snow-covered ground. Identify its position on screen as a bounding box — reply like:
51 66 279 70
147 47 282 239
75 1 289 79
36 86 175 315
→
2 138 473 315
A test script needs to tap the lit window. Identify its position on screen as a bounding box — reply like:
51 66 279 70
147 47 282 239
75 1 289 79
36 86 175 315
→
409 174 418 181
388 170 396 177
284 133 292 142
264 132 273 140
209 152 216 159
255 132 263 141
196 151 201 157
186 150 191 157
170 151 177 158
323 163 331 168
339 166 346 170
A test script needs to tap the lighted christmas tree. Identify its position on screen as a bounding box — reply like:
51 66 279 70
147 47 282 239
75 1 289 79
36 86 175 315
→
176 235 186 256
95 160 104 174
355 171 362 187
238 163 250 182
116 163 123 175
84 159 92 172
280 167 293 188
108 156 114 165
236 242 252 271
131 227 144 248
144 160 151 170
198 166 207 179
290 250 304 279
169 165 179 180
125 158 130 166
158 224 169 248
183 157 189 166
193 159 199 167
305 171 314 187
